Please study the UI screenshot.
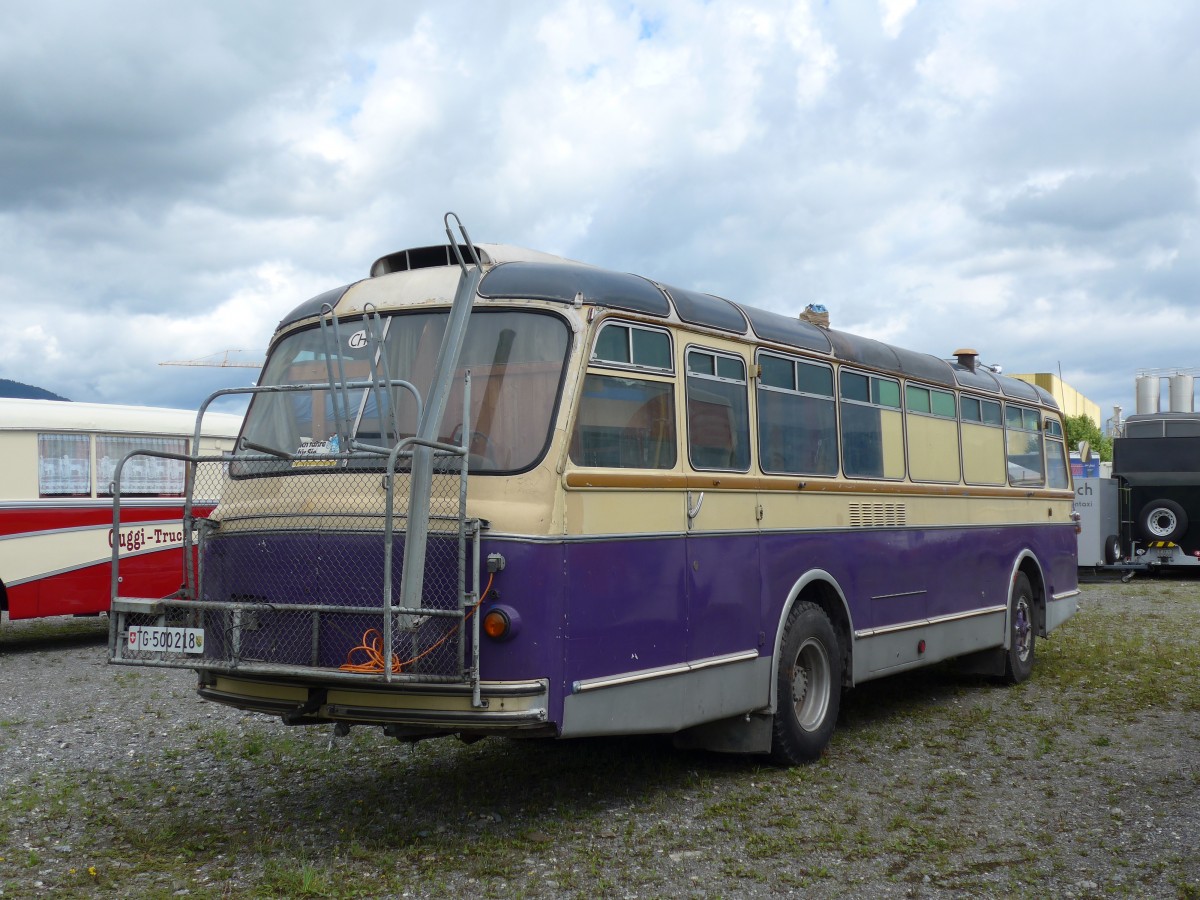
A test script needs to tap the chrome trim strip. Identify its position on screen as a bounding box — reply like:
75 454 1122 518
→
854 603 1007 639
1051 589 1081 601
870 589 927 600
0 499 189 510
572 649 759 694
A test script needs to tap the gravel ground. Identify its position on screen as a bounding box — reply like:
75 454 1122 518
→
1 576 1198 899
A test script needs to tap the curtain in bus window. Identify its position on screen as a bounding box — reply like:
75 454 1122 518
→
961 422 1006 484
686 362 750 471
840 403 884 478
38 433 90 497
373 310 570 472
569 375 677 468
97 436 188 496
757 389 837 475
905 386 960 483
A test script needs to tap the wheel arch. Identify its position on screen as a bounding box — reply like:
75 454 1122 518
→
1007 551 1047 644
768 570 854 714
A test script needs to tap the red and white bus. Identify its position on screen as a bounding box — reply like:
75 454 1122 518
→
0 399 241 622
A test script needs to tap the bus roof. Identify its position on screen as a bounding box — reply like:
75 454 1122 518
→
0 398 243 437
278 242 1058 409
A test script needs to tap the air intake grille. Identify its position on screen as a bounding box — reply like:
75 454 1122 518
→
848 502 908 527
370 244 493 277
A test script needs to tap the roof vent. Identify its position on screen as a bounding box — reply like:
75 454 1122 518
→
953 348 979 372
369 244 492 278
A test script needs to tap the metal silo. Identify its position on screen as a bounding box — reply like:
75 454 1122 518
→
1168 374 1195 412
1135 375 1160 415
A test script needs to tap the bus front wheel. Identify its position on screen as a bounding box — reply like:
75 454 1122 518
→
770 601 841 765
1002 573 1036 684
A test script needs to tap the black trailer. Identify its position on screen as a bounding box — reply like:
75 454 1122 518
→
1109 412 1200 569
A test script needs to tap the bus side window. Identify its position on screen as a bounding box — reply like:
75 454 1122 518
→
1045 417 1069 489
839 370 903 479
1005 405 1045 485
961 395 1006 485
569 375 677 469
38 433 91 498
905 384 959 483
686 349 750 472
756 353 837 476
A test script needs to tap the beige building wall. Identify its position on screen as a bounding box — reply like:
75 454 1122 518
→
1010 373 1101 426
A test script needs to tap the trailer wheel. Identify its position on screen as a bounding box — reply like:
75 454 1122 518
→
770 601 841 765
1137 499 1188 543
1002 573 1035 685
1103 534 1122 565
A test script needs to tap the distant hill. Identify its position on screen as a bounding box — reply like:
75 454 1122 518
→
0 379 70 401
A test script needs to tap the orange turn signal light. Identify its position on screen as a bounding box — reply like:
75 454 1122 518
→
483 608 511 640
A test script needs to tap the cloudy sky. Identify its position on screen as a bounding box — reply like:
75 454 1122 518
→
2 0 1197 426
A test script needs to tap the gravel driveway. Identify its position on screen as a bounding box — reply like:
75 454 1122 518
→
1 576 1197 898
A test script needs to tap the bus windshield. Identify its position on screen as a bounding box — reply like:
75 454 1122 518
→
238 309 571 473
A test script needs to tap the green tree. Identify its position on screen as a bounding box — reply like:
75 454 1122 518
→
1063 413 1112 462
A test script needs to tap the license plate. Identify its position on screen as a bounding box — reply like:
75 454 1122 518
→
127 626 205 654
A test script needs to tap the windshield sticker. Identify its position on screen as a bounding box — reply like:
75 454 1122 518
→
292 434 340 467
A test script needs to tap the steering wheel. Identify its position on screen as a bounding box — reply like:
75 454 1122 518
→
450 424 497 468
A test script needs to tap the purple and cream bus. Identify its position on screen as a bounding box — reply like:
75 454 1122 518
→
108 217 1079 763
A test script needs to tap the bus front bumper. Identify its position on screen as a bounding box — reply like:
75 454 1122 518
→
195 671 553 735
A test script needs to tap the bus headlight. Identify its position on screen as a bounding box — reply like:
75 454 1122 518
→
483 605 520 642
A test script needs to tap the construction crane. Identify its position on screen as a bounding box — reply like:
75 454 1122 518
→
159 350 263 369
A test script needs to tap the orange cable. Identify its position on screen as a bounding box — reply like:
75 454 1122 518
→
338 572 495 674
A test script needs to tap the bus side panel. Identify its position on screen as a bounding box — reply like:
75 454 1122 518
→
1037 521 1080 600
0 503 195 620
474 538 569 726
560 535 689 683
4 551 187 619
686 531 764 663
557 531 769 738
757 522 1078 674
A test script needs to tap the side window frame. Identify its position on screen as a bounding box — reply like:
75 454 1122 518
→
685 345 751 472
589 320 674 374
904 382 960 484
959 393 1006 486
755 350 838 476
838 368 904 480
1004 403 1046 486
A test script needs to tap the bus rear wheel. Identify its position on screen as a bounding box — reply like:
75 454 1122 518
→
770 601 841 765
1002 573 1035 684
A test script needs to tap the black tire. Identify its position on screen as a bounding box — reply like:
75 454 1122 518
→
1002 573 1036 684
770 601 841 765
1137 499 1188 543
1103 534 1122 565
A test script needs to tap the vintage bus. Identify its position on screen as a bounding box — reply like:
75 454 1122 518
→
108 220 1079 763
0 399 241 622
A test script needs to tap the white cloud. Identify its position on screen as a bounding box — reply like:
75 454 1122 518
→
879 0 918 39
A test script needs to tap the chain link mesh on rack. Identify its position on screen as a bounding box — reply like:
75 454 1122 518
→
112 447 478 684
